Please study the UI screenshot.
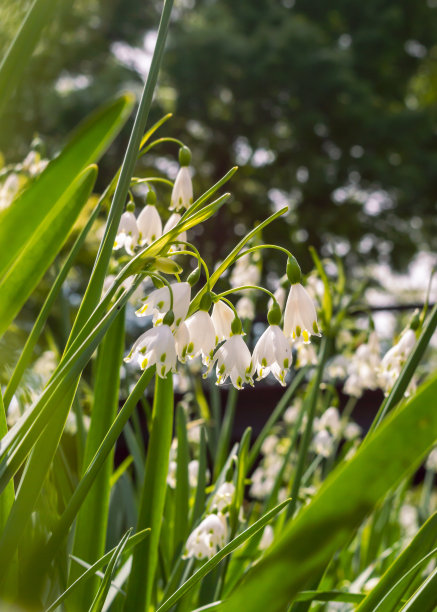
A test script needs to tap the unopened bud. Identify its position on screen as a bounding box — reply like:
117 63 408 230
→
286 256 302 285
163 310 175 326
178 145 192 167
187 267 201 287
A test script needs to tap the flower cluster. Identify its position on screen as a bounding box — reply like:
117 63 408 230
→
113 145 321 389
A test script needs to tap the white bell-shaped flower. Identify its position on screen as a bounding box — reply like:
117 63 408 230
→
124 324 177 378
211 300 234 343
212 334 254 389
137 205 162 246
170 167 193 211
136 281 191 328
295 340 318 368
183 513 228 560
174 321 190 363
252 325 292 386
283 283 321 343
114 211 139 255
344 332 381 397
236 296 255 321
379 329 416 395
258 525 274 551
163 213 187 249
185 310 217 364
210 481 235 512
312 429 334 457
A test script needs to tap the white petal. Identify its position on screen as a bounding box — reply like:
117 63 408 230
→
137 205 162 245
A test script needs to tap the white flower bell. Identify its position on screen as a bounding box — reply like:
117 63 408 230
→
344 332 381 397
136 281 191 328
137 204 162 246
163 212 187 249
170 146 193 211
114 211 139 255
185 310 217 364
212 327 254 389
210 481 235 512
252 324 292 386
174 321 190 362
258 525 274 551
379 329 416 395
124 324 177 378
211 300 234 343
283 283 321 343
183 513 228 560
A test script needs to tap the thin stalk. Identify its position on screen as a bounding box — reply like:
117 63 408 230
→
286 336 331 519
124 374 174 612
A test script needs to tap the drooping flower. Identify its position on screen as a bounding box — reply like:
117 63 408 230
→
378 329 416 395
283 283 321 343
163 212 187 249
124 324 177 378
114 211 139 255
252 325 292 386
258 525 274 551
210 481 235 512
170 167 193 211
136 281 191 327
183 513 228 560
185 310 217 364
344 332 381 397
174 321 190 362
212 334 254 389
137 204 162 245
211 300 234 343
236 296 255 321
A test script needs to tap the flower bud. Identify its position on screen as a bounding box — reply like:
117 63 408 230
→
163 310 175 327
146 189 157 205
126 201 135 213
179 145 192 167
286 256 302 285
187 266 201 287
267 300 282 326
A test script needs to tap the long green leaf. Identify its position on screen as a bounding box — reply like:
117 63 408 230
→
89 529 132 612
45 529 150 612
219 374 437 612
0 94 133 286
0 0 58 115
399 566 437 612
0 165 97 337
68 309 125 610
157 499 291 612
356 513 437 612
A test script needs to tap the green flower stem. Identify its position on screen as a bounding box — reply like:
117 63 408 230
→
233 243 294 263
172 242 210 285
125 374 174 612
366 302 437 437
286 336 332 520
138 136 185 158
216 285 277 304
131 176 174 188
181 167 238 221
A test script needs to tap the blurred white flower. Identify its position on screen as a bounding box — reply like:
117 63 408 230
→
136 281 191 328
114 211 139 255
236 296 255 321
283 283 321 343
315 407 342 436
283 403 301 425
183 513 227 560
185 310 217 365
137 204 162 245
124 324 177 377
326 355 349 380
230 253 261 289
399 504 418 537
344 332 381 397
252 325 292 386
211 481 235 512
426 447 437 472
170 167 193 211
212 334 254 389
312 429 334 457
211 300 234 342
167 460 177 488
0 173 20 210
379 329 416 395
261 434 279 456
258 525 274 551
295 341 318 368
344 422 362 440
